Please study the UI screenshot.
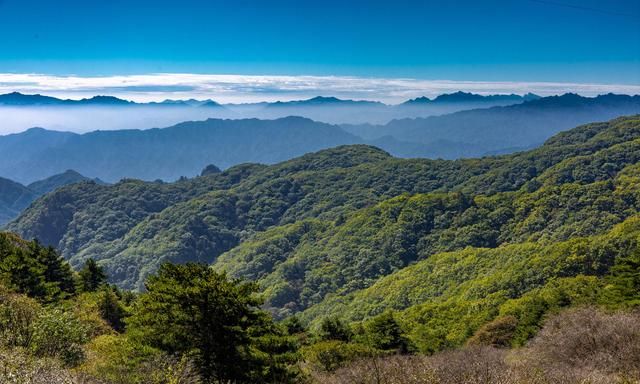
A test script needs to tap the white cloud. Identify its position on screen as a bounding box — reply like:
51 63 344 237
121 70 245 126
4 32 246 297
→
0 73 639 104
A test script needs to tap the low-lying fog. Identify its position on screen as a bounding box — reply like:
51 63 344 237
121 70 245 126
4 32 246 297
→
0 100 522 134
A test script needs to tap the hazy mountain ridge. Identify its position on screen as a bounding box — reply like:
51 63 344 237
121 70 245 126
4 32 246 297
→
0 116 363 184
0 170 96 226
2 93 639 184
0 90 545 131
342 93 640 157
0 91 536 108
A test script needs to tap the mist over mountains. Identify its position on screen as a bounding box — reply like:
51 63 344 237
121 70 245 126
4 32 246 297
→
343 93 640 157
1 92 639 184
0 91 538 133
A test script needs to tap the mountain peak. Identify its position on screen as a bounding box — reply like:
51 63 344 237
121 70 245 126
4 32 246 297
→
78 95 132 105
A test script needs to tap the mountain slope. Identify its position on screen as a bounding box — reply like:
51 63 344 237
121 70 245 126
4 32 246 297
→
0 117 360 183
9 116 640 297
301 215 640 351
213 135 640 317
0 177 37 225
26 169 98 195
0 170 96 226
343 93 640 158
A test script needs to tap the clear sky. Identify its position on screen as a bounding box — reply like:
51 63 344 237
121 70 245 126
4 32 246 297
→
0 0 638 102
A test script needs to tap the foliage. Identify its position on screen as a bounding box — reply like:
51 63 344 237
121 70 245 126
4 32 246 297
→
2 116 640 381
301 340 376 372
128 263 297 383
362 311 409 352
97 286 128 332
311 308 640 384
30 308 89 366
78 258 107 292
318 317 353 342
466 315 518 348
0 234 76 301
0 285 41 348
79 334 201 384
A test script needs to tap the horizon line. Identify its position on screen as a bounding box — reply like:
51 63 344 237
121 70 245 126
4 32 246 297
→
1 73 640 104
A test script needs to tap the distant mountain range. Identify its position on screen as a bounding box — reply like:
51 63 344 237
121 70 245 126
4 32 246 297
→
401 91 541 105
1 93 639 184
0 92 222 108
342 93 640 158
0 91 537 108
0 91 543 128
0 170 100 225
0 117 362 183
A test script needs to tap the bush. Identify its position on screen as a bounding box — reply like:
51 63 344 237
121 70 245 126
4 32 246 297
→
0 288 41 348
524 306 640 381
309 347 526 384
0 347 78 384
302 340 376 372
31 308 89 366
78 334 201 384
467 315 518 347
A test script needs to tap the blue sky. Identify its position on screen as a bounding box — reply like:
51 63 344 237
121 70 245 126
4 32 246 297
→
0 0 638 101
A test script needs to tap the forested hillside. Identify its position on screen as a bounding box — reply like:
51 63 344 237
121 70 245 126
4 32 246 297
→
3 229 635 383
10 116 640 329
3 115 640 383
0 170 94 226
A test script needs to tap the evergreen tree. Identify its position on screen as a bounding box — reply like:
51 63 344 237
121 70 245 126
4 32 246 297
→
98 286 127 332
365 311 408 352
128 263 293 383
0 244 46 298
78 259 107 292
604 249 640 306
318 317 352 342
33 242 75 300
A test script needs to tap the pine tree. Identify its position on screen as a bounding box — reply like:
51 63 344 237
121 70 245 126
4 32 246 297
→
98 286 127 332
33 242 75 300
365 311 408 352
128 263 293 383
78 259 107 292
318 317 352 342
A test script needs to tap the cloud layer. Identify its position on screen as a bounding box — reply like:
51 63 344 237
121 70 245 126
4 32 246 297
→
1 73 639 104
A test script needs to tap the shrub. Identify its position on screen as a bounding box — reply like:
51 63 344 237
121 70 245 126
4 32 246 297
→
302 340 376 372
78 334 201 384
0 347 78 384
466 315 518 347
0 288 41 348
524 306 640 382
31 308 89 366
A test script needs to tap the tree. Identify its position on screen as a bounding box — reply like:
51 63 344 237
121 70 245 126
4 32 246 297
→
127 263 290 383
78 259 107 292
365 311 409 352
467 315 518 348
318 317 352 342
603 249 640 307
282 315 306 335
200 164 222 176
98 286 127 332
33 242 75 301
